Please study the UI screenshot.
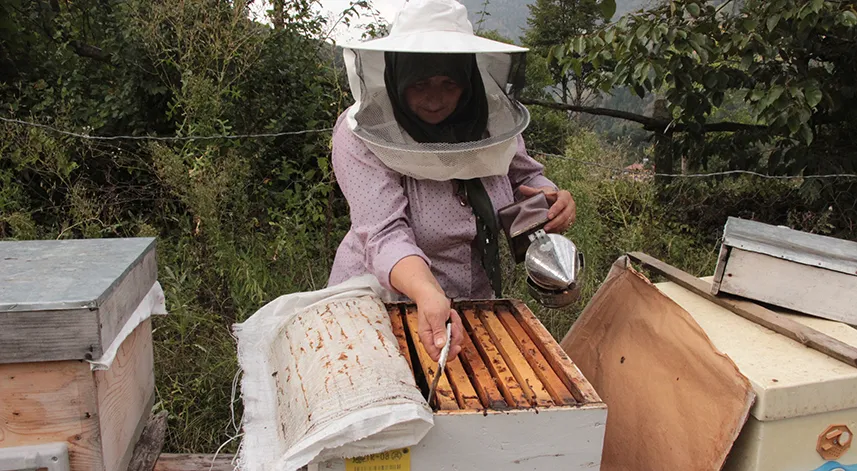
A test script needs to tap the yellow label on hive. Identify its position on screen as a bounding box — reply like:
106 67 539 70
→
345 447 410 471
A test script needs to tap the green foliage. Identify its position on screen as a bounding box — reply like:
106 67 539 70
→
658 177 838 242
505 130 719 337
0 0 358 453
523 106 578 155
598 0 618 20
555 0 857 155
524 0 604 104
548 0 857 235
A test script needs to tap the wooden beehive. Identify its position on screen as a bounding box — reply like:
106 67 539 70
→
0 238 158 471
311 299 606 471
712 217 857 325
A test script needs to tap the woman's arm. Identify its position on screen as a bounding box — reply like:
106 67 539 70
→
508 134 576 233
390 256 464 361
332 117 429 292
508 134 558 199
332 117 463 360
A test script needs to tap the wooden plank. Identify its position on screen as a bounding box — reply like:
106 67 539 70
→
459 306 530 408
387 305 413 375
718 248 857 325
510 299 602 404
444 356 483 410
477 305 554 408
0 308 101 363
154 454 234 471
457 327 507 410
0 360 104 471
495 304 577 405
711 244 730 294
403 306 458 410
628 251 857 369
128 411 168 471
95 319 156 471
98 248 158 356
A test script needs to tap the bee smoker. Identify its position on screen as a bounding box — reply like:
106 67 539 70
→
498 192 585 308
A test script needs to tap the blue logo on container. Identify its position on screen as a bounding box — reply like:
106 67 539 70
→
813 462 857 471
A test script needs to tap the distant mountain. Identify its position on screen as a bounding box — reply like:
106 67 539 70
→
458 0 656 42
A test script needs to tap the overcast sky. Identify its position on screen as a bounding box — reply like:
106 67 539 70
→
250 1 406 43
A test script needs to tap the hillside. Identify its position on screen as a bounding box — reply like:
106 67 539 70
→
458 0 655 42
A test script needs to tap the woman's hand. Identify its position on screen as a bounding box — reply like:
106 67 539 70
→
518 185 576 233
414 284 464 362
390 255 464 362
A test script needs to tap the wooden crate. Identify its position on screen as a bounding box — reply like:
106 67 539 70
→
712 217 857 325
0 238 158 471
310 299 606 470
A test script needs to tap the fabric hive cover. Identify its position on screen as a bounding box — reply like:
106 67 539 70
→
560 257 755 471
234 276 433 471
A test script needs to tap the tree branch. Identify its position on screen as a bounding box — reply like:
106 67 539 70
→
520 98 768 134
68 40 110 62
521 98 664 128
41 0 111 63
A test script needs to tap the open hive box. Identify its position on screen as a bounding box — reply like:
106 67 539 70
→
310 299 606 471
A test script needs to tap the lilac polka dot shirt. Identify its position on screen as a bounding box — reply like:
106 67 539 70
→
327 111 557 300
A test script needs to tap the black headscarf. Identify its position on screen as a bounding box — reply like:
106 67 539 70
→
383 52 502 298
384 52 489 144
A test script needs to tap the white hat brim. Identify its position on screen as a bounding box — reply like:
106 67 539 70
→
340 31 527 54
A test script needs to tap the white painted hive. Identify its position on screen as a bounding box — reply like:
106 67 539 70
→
658 279 857 471
310 299 607 471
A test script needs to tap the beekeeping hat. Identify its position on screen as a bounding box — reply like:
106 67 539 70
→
340 0 530 181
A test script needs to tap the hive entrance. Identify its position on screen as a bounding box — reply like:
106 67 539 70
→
386 300 588 412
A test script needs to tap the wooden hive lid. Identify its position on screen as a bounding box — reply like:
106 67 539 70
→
0 238 157 364
721 216 857 276
386 299 602 412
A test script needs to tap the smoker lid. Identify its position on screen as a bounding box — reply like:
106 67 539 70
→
0 238 156 313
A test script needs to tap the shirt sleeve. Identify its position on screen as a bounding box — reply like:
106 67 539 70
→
331 116 430 293
508 134 558 201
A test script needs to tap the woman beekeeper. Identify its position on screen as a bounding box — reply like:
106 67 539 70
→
328 0 576 362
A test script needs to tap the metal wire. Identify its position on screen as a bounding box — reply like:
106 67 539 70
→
4 115 857 179
531 151 857 180
0 116 333 141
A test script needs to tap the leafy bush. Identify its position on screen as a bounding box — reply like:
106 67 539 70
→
506 129 718 338
0 0 349 452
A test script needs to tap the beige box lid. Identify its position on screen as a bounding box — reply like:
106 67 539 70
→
656 278 857 422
